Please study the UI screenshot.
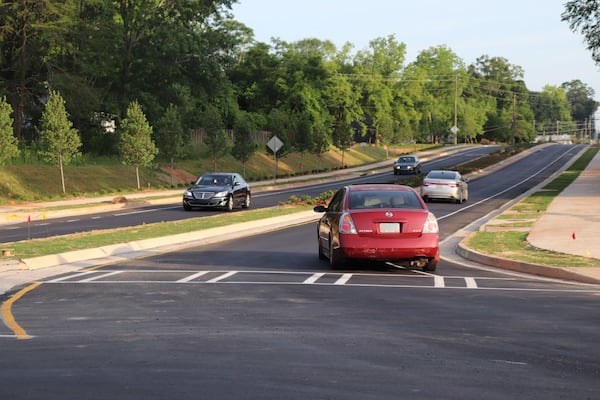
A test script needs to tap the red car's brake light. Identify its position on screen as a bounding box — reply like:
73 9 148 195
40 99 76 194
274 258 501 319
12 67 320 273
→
339 212 357 234
423 212 439 234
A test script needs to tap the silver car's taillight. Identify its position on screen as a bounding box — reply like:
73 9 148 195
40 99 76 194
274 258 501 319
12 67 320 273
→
422 212 439 234
339 212 357 234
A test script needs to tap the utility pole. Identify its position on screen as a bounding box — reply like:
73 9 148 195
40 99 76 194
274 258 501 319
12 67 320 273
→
511 94 516 145
453 74 458 145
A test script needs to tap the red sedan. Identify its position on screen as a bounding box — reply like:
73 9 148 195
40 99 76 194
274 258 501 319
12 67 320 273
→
314 184 440 271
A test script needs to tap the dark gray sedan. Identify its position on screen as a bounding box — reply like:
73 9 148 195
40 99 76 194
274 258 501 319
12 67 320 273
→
183 172 251 211
393 155 422 175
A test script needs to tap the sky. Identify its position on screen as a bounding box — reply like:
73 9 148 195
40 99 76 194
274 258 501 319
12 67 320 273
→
230 0 600 101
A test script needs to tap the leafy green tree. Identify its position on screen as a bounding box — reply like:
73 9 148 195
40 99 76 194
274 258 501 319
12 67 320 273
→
468 55 532 143
560 79 599 128
202 106 230 171
119 101 158 190
155 104 186 186
37 90 82 194
231 114 258 176
529 85 574 135
0 97 19 164
0 0 78 140
562 1 600 65
332 119 354 168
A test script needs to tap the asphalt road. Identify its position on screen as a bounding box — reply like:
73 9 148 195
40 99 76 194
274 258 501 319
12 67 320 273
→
1 143 599 399
0 145 502 243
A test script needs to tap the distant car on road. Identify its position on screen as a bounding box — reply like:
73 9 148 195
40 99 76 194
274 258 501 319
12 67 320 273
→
393 155 422 175
183 172 251 211
420 170 469 203
313 184 440 271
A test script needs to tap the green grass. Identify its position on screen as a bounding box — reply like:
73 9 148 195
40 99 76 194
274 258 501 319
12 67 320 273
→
465 146 600 267
4 206 311 259
0 143 437 204
466 231 599 267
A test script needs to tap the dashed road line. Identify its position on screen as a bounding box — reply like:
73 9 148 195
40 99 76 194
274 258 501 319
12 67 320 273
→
206 271 237 283
303 273 325 284
465 277 478 288
37 270 600 292
177 271 210 283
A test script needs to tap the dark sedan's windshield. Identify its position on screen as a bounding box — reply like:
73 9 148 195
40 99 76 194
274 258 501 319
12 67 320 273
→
198 175 231 185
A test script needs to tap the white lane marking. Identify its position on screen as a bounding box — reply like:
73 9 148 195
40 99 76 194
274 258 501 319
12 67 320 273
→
92 216 101 220
177 271 210 283
465 277 478 288
334 274 352 285
36 223 50 226
79 271 123 282
113 208 163 216
66 219 80 223
47 270 99 283
434 275 445 288
492 359 528 366
206 271 237 283
303 273 325 284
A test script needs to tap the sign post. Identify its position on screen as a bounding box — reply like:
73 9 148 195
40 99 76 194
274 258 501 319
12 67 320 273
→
266 135 284 184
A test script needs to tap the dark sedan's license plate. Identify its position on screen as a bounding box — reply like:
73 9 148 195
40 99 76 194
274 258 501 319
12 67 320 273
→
379 222 400 233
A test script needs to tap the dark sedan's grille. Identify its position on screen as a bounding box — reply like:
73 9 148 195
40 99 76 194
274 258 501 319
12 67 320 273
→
193 192 213 200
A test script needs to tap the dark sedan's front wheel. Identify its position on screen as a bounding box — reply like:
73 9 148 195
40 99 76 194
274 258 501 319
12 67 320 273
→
183 201 192 211
242 193 251 209
224 195 234 212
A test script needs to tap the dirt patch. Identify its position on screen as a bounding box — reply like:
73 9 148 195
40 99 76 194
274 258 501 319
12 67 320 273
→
159 166 196 186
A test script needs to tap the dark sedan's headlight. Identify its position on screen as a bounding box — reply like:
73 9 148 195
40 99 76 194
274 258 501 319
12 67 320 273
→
214 190 228 197
183 190 192 197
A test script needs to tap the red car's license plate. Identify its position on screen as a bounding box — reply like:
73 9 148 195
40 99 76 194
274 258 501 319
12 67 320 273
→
379 222 400 233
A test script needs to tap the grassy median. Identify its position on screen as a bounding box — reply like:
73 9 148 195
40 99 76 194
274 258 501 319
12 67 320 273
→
3 206 312 259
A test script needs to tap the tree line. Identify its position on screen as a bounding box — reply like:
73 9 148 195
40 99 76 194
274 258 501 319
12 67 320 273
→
1 1 598 184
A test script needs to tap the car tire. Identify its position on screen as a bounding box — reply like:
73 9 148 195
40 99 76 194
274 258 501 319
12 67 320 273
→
225 195 234 212
318 236 327 260
183 202 192 211
329 238 344 268
423 261 437 272
241 193 251 209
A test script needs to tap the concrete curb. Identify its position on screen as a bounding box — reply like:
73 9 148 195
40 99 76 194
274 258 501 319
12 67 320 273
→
456 233 600 285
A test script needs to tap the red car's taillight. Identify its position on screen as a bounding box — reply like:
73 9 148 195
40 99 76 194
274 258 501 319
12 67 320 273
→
339 212 357 234
422 212 439 234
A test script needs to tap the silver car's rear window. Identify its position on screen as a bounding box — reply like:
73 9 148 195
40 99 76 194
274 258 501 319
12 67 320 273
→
426 171 458 180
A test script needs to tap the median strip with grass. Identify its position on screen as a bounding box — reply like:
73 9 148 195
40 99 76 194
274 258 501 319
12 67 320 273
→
4 206 311 259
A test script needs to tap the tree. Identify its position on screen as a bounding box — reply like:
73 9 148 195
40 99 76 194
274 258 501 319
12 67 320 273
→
563 1 600 65
561 79 599 125
37 90 82 194
332 119 354 168
119 101 158 190
202 106 230 171
0 97 19 165
231 114 258 176
155 104 186 186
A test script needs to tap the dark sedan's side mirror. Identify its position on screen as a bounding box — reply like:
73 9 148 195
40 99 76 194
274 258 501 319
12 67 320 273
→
190 180 196 185
313 205 327 213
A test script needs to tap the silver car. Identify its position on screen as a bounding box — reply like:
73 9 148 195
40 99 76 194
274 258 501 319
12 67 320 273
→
420 170 469 203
